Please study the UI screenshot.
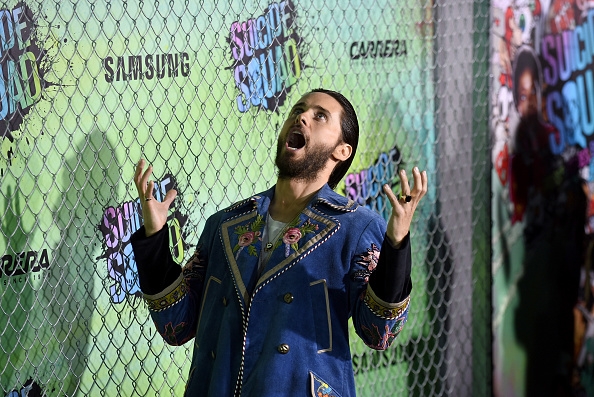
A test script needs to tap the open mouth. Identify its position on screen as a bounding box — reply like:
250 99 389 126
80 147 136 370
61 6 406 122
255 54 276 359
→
286 130 306 150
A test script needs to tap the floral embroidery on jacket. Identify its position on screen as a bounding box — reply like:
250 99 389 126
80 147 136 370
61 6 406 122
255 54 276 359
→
352 243 381 282
233 215 265 259
276 219 319 257
161 321 188 345
360 323 398 350
182 245 207 280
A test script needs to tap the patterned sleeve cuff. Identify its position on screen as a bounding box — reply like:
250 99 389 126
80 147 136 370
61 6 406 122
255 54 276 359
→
363 284 410 320
143 273 188 312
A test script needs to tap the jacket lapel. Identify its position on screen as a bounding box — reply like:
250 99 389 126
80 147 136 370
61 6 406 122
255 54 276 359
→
255 208 338 289
221 210 265 308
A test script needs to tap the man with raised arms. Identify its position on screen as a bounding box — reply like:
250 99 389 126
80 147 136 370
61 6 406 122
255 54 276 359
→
131 88 427 396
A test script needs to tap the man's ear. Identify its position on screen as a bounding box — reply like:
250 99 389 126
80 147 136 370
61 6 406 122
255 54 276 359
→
333 143 352 162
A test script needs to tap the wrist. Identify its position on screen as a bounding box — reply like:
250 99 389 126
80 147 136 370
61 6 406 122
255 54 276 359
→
386 234 404 249
144 223 165 237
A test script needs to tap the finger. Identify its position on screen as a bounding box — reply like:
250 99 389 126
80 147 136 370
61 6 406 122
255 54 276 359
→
400 169 410 194
134 161 152 201
162 189 178 207
134 159 146 192
134 159 145 180
420 170 428 197
383 184 400 207
145 179 155 201
139 165 154 198
411 167 423 196
399 169 412 203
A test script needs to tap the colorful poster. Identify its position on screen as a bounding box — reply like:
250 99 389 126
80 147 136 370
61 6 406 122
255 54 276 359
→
0 1 434 395
492 0 594 395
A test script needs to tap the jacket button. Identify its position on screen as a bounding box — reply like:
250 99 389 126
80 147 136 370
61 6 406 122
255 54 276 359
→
222 297 227 306
283 293 293 304
211 351 216 359
277 344 290 354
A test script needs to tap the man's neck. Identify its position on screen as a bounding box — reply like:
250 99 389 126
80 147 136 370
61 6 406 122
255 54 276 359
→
269 178 326 222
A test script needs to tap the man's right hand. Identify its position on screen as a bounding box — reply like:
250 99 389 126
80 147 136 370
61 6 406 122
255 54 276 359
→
134 159 178 237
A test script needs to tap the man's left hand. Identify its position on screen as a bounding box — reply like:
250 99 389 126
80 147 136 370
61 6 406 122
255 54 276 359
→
383 167 428 248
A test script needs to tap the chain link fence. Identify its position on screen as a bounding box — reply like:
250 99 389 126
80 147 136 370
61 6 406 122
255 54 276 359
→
0 0 490 396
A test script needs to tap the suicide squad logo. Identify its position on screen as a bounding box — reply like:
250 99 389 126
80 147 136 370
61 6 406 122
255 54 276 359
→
344 146 403 220
228 0 303 112
0 3 52 174
98 174 189 304
542 9 594 155
0 4 49 140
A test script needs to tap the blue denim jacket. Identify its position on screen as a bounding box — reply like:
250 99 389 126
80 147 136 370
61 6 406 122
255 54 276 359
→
137 184 411 396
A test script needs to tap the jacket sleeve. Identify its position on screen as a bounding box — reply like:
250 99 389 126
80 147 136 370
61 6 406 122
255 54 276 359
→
349 217 412 351
131 219 214 346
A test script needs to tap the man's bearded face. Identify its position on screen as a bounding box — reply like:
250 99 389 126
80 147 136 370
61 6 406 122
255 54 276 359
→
275 137 338 183
275 92 344 183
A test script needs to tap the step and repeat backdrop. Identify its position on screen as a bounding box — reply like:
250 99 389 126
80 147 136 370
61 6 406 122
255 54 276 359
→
0 1 440 396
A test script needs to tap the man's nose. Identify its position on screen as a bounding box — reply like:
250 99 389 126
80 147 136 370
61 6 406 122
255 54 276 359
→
294 112 307 125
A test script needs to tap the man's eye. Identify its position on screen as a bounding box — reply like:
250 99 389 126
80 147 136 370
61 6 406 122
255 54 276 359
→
316 112 327 120
292 108 303 115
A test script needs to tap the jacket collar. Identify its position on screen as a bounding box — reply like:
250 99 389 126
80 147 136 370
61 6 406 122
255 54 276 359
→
224 184 359 216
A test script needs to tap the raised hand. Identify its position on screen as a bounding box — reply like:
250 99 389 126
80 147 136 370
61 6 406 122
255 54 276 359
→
134 159 178 237
383 167 428 247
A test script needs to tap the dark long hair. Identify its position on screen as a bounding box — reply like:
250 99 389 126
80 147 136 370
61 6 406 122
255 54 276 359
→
310 88 359 189
512 46 542 111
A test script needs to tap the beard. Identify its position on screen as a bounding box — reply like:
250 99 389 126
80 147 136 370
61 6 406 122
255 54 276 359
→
275 139 337 183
